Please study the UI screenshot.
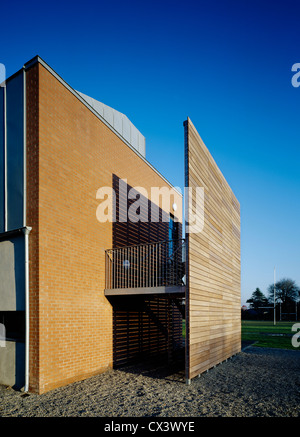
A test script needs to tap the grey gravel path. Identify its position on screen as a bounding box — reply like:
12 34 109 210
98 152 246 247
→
0 346 300 417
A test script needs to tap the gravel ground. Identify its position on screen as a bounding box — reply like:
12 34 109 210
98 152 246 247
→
0 345 300 417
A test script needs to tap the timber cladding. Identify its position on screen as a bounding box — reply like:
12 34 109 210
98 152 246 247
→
184 118 241 381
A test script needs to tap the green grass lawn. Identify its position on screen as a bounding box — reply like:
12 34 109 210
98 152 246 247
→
242 320 299 350
182 320 299 350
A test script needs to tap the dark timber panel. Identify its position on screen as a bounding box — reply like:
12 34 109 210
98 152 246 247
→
110 177 184 369
111 295 183 368
112 175 173 248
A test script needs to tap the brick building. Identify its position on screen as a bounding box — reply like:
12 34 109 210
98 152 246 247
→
0 56 241 394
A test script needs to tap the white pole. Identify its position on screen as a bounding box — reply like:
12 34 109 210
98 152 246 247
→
23 226 32 392
274 267 276 326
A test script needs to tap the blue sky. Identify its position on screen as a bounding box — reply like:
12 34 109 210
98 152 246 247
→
1 0 300 305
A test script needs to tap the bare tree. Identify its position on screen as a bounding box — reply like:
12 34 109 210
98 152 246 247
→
268 278 300 310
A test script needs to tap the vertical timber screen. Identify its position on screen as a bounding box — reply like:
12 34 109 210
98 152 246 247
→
184 118 241 382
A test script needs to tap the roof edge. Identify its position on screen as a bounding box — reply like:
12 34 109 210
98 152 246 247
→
23 56 182 196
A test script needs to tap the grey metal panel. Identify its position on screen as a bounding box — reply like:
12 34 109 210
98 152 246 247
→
0 87 4 232
77 91 146 158
130 124 138 150
6 72 24 231
113 109 122 134
122 114 131 143
0 340 25 388
103 104 113 126
84 92 104 117
0 234 25 311
138 132 145 156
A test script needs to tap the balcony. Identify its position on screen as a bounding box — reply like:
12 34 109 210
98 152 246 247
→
105 239 186 296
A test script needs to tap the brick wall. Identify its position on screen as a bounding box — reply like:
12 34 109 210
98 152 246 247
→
26 62 182 393
26 63 40 392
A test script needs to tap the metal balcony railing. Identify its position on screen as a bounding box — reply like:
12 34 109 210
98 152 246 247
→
105 239 185 290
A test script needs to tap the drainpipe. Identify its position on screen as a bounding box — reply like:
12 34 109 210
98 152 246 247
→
22 66 31 392
23 226 32 392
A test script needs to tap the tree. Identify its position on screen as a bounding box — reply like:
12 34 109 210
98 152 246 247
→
246 288 269 310
267 278 300 310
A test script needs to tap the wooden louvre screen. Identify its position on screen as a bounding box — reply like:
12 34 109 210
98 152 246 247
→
112 295 183 368
112 175 170 249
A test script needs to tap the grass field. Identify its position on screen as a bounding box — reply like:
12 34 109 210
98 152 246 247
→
242 320 299 350
182 320 300 350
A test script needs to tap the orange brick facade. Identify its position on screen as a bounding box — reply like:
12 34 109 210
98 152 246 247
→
26 62 182 394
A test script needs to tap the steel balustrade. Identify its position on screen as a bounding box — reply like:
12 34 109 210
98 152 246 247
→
105 239 185 290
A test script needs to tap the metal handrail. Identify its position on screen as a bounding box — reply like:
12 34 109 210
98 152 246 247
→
105 239 185 290
106 238 183 251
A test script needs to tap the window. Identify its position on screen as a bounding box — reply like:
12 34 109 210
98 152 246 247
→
169 214 178 241
0 311 25 342
168 215 179 258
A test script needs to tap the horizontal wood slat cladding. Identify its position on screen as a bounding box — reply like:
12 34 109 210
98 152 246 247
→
184 118 241 381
